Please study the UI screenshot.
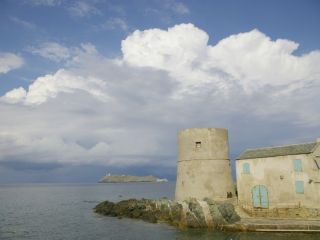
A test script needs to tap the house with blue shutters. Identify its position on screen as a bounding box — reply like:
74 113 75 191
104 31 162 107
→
236 138 320 217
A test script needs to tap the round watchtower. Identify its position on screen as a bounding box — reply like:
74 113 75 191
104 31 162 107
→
175 128 235 201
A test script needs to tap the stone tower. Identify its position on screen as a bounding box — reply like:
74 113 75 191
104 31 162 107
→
175 128 235 201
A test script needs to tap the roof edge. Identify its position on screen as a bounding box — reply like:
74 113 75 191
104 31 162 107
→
311 142 320 152
236 152 310 160
236 141 316 160
241 141 316 152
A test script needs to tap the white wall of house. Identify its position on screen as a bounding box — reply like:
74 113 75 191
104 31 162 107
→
236 148 320 209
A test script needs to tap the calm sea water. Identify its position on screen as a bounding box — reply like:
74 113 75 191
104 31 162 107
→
0 182 319 240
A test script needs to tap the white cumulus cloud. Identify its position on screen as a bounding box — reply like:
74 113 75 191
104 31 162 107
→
0 52 24 74
122 24 320 95
122 23 211 93
2 69 109 105
2 87 27 104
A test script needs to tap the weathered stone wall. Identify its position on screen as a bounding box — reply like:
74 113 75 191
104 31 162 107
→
175 128 235 201
241 206 320 219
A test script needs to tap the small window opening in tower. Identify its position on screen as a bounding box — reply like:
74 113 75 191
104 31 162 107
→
195 141 201 148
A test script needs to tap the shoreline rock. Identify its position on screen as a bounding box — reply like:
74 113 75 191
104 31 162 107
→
94 198 320 232
94 198 240 229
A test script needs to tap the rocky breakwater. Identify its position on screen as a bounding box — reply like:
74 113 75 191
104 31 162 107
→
94 198 240 229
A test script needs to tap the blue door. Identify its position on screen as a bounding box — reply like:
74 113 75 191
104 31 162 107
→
252 185 269 208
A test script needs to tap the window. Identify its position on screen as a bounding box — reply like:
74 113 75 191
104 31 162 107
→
293 159 303 172
243 163 250 174
195 141 201 148
295 181 304 194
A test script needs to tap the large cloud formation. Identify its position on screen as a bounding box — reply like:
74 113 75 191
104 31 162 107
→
123 24 320 94
1 24 320 169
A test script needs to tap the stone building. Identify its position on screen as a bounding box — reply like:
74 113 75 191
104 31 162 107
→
236 139 320 217
175 128 235 202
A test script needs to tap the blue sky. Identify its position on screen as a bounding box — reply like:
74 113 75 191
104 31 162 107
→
0 0 320 183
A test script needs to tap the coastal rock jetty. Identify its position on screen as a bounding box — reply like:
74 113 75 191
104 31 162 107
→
94 198 320 231
94 198 240 228
99 175 166 183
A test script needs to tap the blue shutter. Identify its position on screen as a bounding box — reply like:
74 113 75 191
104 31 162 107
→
295 181 304 194
252 186 261 207
260 185 269 208
243 163 250 174
252 185 269 208
293 159 303 172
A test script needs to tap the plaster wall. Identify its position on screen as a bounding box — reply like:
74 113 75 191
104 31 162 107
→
175 128 235 201
236 152 320 209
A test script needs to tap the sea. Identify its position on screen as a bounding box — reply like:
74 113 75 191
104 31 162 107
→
0 182 319 240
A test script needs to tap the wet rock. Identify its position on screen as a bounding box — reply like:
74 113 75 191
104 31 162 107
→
203 198 227 226
94 201 115 216
186 199 207 228
218 202 240 223
94 198 240 229
170 202 183 226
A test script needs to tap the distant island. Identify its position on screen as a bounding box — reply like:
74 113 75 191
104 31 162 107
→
99 173 168 183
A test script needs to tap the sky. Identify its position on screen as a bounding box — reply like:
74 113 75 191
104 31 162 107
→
0 0 320 183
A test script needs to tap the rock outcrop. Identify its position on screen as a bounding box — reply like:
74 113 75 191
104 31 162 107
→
94 198 240 229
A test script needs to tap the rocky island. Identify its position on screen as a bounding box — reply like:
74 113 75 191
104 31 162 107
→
99 174 168 183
